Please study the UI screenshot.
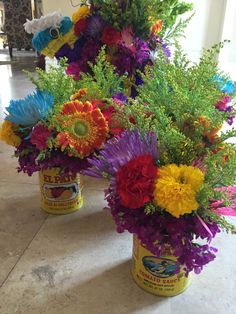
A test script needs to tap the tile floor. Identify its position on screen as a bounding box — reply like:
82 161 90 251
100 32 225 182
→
0 52 236 314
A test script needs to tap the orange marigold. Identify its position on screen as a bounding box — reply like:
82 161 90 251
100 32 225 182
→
151 20 163 35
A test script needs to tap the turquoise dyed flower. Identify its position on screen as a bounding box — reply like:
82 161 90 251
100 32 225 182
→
5 91 54 126
213 75 236 95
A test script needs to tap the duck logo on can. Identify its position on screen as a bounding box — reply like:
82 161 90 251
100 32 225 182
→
142 256 179 278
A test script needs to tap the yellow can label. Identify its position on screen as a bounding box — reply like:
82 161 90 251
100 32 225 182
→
132 236 190 297
39 168 83 215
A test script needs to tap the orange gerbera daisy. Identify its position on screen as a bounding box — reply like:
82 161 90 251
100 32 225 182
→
56 100 109 158
70 88 87 101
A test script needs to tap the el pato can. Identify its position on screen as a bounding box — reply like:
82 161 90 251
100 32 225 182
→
39 168 83 214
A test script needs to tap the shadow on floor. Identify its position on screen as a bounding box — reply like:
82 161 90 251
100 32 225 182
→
44 209 117 241
27 260 167 314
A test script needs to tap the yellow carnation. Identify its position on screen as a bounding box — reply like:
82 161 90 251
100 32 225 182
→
153 164 204 218
72 6 90 23
0 120 21 147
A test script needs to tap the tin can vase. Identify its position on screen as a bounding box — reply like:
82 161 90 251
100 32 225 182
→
132 235 191 297
39 168 83 215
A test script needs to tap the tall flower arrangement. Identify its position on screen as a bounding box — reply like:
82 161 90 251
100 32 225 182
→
86 44 236 275
24 0 192 95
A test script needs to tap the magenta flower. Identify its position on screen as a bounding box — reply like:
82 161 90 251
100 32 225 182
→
210 186 236 216
65 62 81 81
16 140 89 176
30 124 52 151
215 96 232 112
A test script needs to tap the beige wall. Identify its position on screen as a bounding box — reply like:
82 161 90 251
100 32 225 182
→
180 0 227 61
179 0 235 79
42 0 80 16
218 0 236 79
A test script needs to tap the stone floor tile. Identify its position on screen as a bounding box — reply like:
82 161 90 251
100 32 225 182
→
0 181 48 285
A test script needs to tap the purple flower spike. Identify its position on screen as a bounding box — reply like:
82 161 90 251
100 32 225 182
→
105 187 221 275
84 129 158 178
228 115 235 126
16 140 89 176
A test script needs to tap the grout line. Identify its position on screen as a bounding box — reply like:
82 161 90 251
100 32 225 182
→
0 214 49 289
0 180 39 186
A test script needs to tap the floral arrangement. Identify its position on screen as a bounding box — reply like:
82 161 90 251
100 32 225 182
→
85 43 236 275
0 50 128 176
24 0 192 96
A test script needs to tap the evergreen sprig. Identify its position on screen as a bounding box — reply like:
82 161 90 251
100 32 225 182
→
90 0 193 39
26 58 77 106
204 145 236 186
126 43 236 167
76 47 126 100
163 14 194 43
199 208 236 234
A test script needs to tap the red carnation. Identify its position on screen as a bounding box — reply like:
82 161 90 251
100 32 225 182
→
30 124 52 151
116 155 158 209
74 18 88 36
101 26 122 46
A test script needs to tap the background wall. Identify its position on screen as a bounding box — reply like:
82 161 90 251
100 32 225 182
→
179 0 236 79
179 0 227 61
218 0 236 79
42 0 79 16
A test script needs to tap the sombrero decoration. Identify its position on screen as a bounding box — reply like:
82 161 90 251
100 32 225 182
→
24 8 89 61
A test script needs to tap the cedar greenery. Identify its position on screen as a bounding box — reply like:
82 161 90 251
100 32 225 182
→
26 59 77 105
76 46 126 100
90 0 193 40
26 48 125 104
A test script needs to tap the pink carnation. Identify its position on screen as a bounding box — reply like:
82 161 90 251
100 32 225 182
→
215 96 231 111
210 186 236 217
30 124 52 151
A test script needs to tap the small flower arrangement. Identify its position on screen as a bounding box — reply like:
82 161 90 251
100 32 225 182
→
24 0 192 95
0 50 128 177
86 43 236 275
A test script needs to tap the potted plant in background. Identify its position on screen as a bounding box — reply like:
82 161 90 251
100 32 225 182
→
0 49 128 214
85 43 236 296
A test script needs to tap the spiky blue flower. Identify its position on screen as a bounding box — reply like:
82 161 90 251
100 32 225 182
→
5 91 54 126
213 75 236 95
221 80 236 94
85 129 158 178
